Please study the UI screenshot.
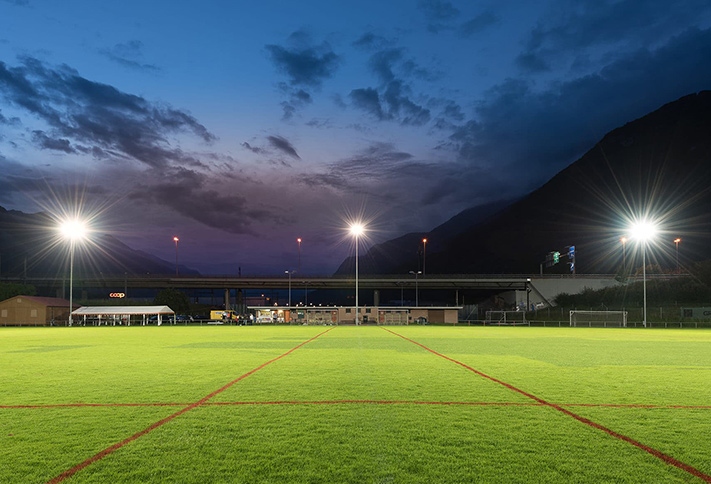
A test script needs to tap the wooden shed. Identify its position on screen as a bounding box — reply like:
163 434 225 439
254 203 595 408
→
0 295 80 326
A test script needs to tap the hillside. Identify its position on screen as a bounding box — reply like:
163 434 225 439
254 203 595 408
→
339 91 711 275
0 206 198 276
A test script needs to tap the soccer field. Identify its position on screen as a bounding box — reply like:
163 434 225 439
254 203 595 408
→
1 326 710 483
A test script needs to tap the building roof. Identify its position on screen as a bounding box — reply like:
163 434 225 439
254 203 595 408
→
3 295 81 308
72 305 175 316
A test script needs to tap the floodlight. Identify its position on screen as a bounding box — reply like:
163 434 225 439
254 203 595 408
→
60 220 87 240
629 221 657 241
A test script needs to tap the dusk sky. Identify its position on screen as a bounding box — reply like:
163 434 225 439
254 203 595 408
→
2 0 711 274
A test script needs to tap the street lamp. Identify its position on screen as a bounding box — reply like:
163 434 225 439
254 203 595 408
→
350 223 364 325
297 238 302 274
674 238 681 274
409 270 422 307
620 236 627 271
630 220 658 328
60 220 86 327
285 270 294 309
173 236 179 275
422 238 428 276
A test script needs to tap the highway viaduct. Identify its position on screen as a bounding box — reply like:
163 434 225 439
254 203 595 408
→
5 274 642 308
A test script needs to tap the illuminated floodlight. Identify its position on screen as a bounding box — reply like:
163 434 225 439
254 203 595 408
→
349 223 364 237
60 220 87 241
629 220 658 241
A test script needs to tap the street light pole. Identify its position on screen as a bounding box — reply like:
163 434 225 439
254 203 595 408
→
422 238 427 276
409 270 422 307
297 238 302 274
630 220 657 328
350 223 364 325
674 238 681 274
642 240 647 327
60 220 86 327
173 236 179 276
620 236 627 271
285 270 294 309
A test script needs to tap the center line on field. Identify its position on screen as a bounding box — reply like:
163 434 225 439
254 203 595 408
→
45 327 334 484
5 401 711 409
381 327 711 483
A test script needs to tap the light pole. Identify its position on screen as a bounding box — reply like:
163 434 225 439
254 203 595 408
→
285 270 294 309
422 238 427 276
630 221 657 328
173 236 179 275
409 270 422 307
350 223 364 325
60 220 86 327
297 238 302 274
620 236 627 271
674 238 681 274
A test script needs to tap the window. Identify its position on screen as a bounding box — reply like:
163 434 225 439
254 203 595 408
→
1 310 6 318
345 308 351 313
30 309 38 318
365 309 371 314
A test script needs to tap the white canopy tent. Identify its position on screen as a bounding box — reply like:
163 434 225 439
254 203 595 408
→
72 306 175 326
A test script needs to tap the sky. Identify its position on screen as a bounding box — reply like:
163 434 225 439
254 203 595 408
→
1 0 711 275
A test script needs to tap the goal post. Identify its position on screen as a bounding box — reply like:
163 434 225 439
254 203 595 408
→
484 311 528 326
569 310 628 327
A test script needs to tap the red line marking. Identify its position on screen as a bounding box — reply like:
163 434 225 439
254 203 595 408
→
46 327 333 484
381 327 711 483
4 401 710 410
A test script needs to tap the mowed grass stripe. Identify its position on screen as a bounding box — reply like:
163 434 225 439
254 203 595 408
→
390 326 711 406
211 326 532 404
44 328 333 484
65 404 698 484
0 327 329 406
382 326 711 483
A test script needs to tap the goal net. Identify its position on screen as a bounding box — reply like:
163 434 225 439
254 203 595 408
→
484 311 528 326
569 310 628 327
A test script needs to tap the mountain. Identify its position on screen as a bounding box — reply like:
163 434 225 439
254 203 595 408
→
340 91 711 275
0 206 198 276
335 198 515 275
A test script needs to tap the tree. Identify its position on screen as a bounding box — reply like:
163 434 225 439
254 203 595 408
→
153 288 189 313
0 282 37 301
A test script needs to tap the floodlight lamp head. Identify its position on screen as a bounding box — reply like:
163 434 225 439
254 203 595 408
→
629 220 658 241
60 220 86 241
349 223 364 236
173 236 179 242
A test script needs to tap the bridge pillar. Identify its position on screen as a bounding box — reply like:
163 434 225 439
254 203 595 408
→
373 290 380 307
224 289 230 310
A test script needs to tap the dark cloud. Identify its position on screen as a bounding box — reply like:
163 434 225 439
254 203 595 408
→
517 0 711 72
459 10 500 36
0 57 215 169
452 27 711 188
241 142 264 154
132 167 276 235
419 0 461 33
31 130 76 153
265 42 340 87
267 135 300 159
100 40 159 72
349 88 388 121
383 81 430 126
352 33 396 51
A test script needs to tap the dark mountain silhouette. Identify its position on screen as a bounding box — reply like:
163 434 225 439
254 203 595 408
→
0 206 198 277
338 91 711 275
334 199 515 275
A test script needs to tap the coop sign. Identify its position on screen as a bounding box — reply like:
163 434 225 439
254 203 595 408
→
109 292 126 298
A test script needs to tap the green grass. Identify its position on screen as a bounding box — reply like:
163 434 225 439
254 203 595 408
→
1 326 710 483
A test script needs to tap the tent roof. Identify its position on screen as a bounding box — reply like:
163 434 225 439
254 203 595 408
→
72 305 175 316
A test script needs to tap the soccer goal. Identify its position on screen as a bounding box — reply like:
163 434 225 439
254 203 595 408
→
569 310 628 327
484 311 528 326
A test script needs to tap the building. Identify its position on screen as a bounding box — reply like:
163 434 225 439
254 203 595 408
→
0 295 80 326
251 306 461 325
